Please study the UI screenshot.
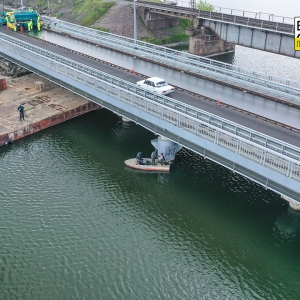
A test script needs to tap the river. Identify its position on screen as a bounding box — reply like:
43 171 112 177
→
1 109 300 299
1 1 300 299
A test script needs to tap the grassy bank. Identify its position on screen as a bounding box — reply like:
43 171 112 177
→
141 18 190 45
73 0 115 26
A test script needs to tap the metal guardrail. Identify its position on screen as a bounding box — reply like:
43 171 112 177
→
1 33 300 185
42 17 300 105
137 1 294 34
175 1 293 24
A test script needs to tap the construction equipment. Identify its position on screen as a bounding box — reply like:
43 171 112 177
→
4 10 43 31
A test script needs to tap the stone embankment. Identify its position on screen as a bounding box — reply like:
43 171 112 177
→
0 58 31 78
93 1 151 39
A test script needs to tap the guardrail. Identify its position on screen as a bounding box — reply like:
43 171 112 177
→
175 1 293 24
136 1 294 34
42 17 300 105
1 33 300 186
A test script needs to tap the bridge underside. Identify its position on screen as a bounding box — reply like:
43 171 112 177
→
143 8 299 58
202 20 299 58
144 11 235 57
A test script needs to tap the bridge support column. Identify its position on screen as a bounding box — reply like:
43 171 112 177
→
187 27 235 57
281 195 300 211
151 135 182 161
144 10 179 30
122 116 131 122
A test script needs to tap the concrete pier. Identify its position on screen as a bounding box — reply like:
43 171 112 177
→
0 74 100 146
281 195 300 211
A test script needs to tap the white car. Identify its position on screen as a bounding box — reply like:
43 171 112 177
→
137 77 175 95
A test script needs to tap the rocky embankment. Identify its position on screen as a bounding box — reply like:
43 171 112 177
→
0 59 31 78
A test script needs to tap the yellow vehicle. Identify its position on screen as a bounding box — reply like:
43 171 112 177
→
5 10 43 31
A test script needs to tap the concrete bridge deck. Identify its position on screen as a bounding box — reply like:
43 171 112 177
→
1 28 299 149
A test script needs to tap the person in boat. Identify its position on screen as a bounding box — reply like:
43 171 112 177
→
136 152 144 165
151 151 156 165
158 153 166 165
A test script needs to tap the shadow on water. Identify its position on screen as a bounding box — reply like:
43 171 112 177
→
274 207 300 242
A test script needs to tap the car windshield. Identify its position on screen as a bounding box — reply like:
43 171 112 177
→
156 81 168 87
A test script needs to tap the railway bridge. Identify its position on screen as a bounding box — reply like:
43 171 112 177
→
136 1 298 58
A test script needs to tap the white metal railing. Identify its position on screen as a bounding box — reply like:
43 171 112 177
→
42 17 300 103
1 33 300 183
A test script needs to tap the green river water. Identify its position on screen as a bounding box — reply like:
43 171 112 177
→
1 109 300 299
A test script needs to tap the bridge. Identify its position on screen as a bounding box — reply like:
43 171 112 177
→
0 24 300 210
136 1 298 58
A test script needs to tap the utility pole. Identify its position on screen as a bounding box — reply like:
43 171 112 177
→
48 0 50 17
133 0 137 44
189 0 196 30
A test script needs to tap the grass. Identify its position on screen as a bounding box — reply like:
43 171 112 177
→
93 27 109 33
25 107 35 111
141 32 188 45
37 0 46 7
73 0 115 27
141 18 190 45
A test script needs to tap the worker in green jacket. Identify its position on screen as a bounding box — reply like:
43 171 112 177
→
37 21 41 31
29 19 33 31
27 21 30 31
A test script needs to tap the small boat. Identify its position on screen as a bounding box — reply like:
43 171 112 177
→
124 158 170 172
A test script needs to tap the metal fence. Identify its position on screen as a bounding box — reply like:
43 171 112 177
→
1 32 300 184
42 17 300 104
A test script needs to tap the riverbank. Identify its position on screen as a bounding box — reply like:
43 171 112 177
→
0 73 99 146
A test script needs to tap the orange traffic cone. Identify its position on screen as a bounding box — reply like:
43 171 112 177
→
217 95 220 106
132 67 135 75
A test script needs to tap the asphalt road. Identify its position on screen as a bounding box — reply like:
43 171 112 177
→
1 28 300 148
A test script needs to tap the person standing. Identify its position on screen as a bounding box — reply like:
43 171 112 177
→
37 21 41 31
18 104 25 121
151 151 156 165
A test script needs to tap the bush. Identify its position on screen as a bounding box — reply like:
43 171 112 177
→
196 0 214 12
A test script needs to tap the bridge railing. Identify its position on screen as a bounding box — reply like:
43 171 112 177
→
175 1 293 24
42 17 300 102
136 1 294 34
1 33 300 184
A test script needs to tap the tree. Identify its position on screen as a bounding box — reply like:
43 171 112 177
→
196 0 215 12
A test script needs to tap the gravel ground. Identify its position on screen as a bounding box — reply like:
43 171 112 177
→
92 1 151 39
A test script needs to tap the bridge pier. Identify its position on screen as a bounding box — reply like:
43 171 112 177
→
122 116 131 122
187 26 235 57
143 8 234 57
281 195 300 211
151 135 182 162
144 10 179 30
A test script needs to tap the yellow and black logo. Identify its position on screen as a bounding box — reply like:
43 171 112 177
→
295 17 300 51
